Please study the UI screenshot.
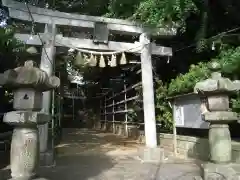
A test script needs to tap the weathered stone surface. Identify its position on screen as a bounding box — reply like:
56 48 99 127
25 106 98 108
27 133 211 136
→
194 62 240 93
207 95 229 111
13 89 43 111
38 124 49 153
203 111 238 122
3 111 50 126
2 60 60 180
10 127 39 180
209 124 232 163
233 80 240 90
194 61 240 179
194 76 236 93
0 60 60 91
138 147 164 163
202 163 240 180
39 150 55 167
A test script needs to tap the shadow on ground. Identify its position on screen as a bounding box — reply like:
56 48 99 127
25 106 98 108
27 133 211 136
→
39 154 116 180
0 128 141 180
0 128 202 180
4 128 141 180
0 151 10 180
55 128 139 155
39 128 140 180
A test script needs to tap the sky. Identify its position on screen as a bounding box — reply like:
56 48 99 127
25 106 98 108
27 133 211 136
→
0 8 8 27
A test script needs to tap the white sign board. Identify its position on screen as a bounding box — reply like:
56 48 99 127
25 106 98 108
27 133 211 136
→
175 106 184 126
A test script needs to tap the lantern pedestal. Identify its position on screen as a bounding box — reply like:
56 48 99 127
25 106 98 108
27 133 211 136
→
0 61 60 180
194 62 240 180
202 163 240 180
3 111 50 180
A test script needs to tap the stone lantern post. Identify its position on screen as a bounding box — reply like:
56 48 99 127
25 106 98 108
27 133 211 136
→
194 62 240 179
0 60 60 180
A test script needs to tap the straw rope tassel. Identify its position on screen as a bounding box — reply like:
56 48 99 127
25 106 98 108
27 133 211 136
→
99 53 106 68
88 53 97 66
94 55 97 66
75 51 85 67
120 52 127 65
110 54 117 67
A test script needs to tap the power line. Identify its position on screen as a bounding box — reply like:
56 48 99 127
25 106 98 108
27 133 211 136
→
175 26 240 52
24 1 55 72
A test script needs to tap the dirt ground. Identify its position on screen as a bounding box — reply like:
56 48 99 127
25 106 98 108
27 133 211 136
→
56 128 141 157
0 128 202 180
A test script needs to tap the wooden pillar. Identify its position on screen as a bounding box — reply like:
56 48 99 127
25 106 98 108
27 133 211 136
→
112 91 115 133
140 33 157 148
58 72 62 129
104 96 107 130
124 80 128 137
99 99 102 129
39 23 56 154
72 95 75 121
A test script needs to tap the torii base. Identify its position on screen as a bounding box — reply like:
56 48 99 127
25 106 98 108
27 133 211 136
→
39 150 55 167
138 147 164 164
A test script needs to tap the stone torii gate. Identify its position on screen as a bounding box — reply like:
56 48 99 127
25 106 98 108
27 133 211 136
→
2 0 176 164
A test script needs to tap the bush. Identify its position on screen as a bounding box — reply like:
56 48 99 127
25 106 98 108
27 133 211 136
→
168 62 211 96
155 80 173 131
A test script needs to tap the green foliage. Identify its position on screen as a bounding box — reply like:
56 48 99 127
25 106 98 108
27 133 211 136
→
133 0 198 29
126 109 138 122
0 26 25 53
155 80 173 131
231 93 240 112
218 46 240 76
0 26 26 70
217 46 240 114
164 45 240 130
106 0 142 19
168 62 211 96
167 45 240 96
127 80 173 131
25 0 240 131
0 25 26 114
127 85 143 122
46 0 200 31
160 45 240 131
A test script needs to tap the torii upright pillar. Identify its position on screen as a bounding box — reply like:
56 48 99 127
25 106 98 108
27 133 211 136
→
39 23 56 166
139 33 164 163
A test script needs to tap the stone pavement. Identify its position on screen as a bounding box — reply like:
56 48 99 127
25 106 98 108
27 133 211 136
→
0 128 202 180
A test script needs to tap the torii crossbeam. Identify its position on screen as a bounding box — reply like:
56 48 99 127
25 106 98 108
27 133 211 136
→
2 0 176 164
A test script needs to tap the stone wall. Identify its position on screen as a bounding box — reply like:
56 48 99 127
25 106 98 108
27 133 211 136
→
94 121 140 139
93 121 240 163
154 133 240 163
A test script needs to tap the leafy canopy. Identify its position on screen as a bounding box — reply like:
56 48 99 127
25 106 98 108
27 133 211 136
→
45 0 198 30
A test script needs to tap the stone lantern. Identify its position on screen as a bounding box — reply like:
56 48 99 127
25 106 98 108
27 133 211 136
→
0 60 60 180
194 62 240 179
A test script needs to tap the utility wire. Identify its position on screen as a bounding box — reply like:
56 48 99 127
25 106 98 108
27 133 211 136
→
175 26 240 52
24 1 55 72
